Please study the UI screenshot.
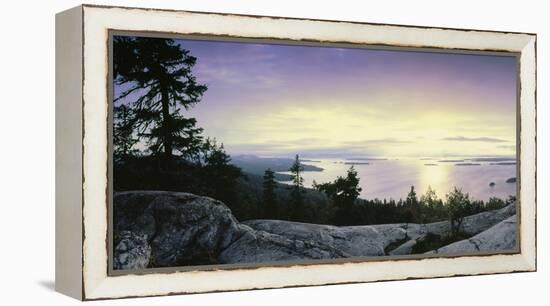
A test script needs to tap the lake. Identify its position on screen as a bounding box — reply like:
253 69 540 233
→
277 158 517 202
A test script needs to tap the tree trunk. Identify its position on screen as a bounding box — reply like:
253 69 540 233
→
160 86 172 162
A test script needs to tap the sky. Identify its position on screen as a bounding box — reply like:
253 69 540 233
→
121 37 519 159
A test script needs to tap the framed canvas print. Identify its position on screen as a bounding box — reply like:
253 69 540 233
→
55 5 537 300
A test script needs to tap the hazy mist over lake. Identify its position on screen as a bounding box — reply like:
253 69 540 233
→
175 39 518 203
278 157 516 202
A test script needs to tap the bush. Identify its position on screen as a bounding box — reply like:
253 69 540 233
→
411 232 469 254
445 188 472 236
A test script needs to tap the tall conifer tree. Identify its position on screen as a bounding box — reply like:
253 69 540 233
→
113 36 207 162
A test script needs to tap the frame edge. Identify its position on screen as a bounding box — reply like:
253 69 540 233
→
55 5 84 301
80 5 538 299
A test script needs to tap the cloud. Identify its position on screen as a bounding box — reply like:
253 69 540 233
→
270 138 327 146
441 136 507 143
496 145 516 150
225 138 382 157
342 138 414 146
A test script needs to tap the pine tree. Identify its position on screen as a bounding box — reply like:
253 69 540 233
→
314 166 362 225
113 104 138 162
201 138 242 205
113 36 207 163
405 185 419 223
289 154 305 220
420 186 445 222
263 168 278 218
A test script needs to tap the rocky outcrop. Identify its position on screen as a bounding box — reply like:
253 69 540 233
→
114 191 351 269
114 191 242 268
427 215 517 254
245 204 516 257
219 225 350 264
242 221 412 257
113 191 517 269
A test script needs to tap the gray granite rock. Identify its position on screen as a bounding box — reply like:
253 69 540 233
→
242 220 396 257
114 191 242 268
246 204 516 256
113 231 151 270
219 224 351 264
113 191 517 268
428 215 517 254
389 238 420 256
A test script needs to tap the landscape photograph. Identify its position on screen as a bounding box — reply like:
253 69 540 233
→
111 34 518 271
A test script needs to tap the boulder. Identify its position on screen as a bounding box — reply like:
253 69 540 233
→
242 220 399 257
114 191 242 268
114 191 352 268
460 204 516 236
418 203 516 237
428 215 517 254
219 224 350 264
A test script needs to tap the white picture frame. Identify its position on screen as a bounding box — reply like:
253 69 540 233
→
55 4 536 300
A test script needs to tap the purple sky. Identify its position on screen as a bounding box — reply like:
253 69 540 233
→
115 36 518 158
182 39 516 113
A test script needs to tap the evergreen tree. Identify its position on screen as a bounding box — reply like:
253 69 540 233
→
420 186 438 208
405 185 419 223
263 168 278 218
201 138 242 206
486 197 505 210
113 36 207 163
289 154 305 220
314 166 362 225
113 104 138 162
419 186 445 222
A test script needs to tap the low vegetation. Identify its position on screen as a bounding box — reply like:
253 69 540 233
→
411 232 470 254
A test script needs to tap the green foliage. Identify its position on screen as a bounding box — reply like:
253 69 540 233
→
418 186 446 223
445 187 472 236
262 168 278 218
115 156 513 226
314 166 362 225
406 185 418 204
113 36 207 161
486 197 506 210
404 185 419 223
113 139 244 219
314 166 362 205
288 154 306 220
410 232 469 254
289 154 304 188
199 139 243 209
113 104 139 161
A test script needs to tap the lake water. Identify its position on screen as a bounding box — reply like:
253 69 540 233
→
277 158 517 202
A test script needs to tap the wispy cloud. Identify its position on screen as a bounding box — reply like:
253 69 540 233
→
171 38 516 158
343 138 414 146
441 136 508 143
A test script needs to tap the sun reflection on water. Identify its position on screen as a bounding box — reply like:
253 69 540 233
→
417 163 451 198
